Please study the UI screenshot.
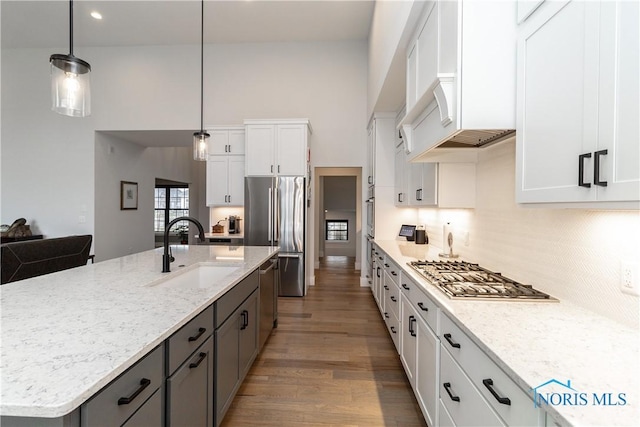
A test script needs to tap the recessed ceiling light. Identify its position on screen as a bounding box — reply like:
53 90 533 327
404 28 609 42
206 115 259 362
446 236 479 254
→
90 11 102 20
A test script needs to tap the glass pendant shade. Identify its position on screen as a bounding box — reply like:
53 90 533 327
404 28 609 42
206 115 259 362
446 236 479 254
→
193 131 210 161
50 54 91 117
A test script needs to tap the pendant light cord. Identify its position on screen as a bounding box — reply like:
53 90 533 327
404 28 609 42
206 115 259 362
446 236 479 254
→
199 0 204 133
69 0 74 56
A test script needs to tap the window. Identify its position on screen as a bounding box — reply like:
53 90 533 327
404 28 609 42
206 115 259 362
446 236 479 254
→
325 220 348 241
154 185 189 232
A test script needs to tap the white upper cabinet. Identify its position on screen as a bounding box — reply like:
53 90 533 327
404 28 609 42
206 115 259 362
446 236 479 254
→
407 162 475 209
245 119 311 177
206 126 246 207
400 0 516 160
516 0 639 206
209 127 245 156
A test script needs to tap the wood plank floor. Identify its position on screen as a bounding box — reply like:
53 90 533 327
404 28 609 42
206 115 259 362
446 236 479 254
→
221 256 427 427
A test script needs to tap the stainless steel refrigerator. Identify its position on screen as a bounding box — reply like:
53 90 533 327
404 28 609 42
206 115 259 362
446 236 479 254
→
244 176 305 296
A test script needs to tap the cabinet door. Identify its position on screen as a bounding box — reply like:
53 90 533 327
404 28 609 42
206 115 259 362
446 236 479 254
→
238 290 259 379
394 145 409 206
209 130 229 155
228 130 245 155
276 125 307 176
246 125 276 176
416 1 438 96
167 336 214 427
415 316 439 427
206 157 230 206
227 157 245 206
516 0 600 203
409 163 437 206
407 42 418 111
400 297 417 387
596 0 639 201
215 313 240 424
122 389 163 427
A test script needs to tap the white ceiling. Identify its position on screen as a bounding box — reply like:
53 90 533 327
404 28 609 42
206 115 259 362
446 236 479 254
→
1 0 375 49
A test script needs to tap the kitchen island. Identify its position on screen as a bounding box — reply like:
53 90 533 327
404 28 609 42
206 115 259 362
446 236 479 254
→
0 245 278 423
373 240 639 427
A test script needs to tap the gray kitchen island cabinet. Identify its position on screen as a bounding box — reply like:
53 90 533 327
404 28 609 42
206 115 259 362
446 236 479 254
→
214 270 260 426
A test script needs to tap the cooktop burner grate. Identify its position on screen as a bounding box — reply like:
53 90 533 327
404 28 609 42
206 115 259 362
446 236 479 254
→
407 260 554 301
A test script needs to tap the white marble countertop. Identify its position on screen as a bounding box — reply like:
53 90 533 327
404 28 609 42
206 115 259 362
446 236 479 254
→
374 240 640 427
0 245 278 418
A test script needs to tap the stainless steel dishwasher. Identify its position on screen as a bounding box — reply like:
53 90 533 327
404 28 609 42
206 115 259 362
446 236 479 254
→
258 255 278 350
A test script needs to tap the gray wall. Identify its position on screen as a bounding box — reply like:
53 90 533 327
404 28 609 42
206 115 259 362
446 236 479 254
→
322 176 357 257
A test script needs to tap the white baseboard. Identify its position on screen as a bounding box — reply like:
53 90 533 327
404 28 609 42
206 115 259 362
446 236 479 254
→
360 276 371 287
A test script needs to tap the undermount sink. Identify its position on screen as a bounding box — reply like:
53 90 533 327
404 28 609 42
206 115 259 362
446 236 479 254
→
147 264 240 289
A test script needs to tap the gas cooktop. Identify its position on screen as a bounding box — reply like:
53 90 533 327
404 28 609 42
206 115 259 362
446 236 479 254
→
407 260 555 301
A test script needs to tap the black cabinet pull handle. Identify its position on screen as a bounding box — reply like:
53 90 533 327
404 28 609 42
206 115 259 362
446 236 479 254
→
483 379 511 405
391 271 397 276
594 149 608 187
443 382 460 402
417 302 428 312
240 310 248 330
444 333 461 348
188 327 206 342
402 284 410 290
398 193 402 203
378 256 383 260
189 352 207 369
376 267 380 278
390 296 397 302
384 263 389 267
384 312 389 319
578 152 592 188
409 315 416 337
390 326 397 334
118 378 151 405
384 285 389 290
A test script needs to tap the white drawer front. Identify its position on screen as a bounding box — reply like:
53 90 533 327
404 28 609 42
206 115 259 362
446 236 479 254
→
441 314 541 426
384 272 400 320
383 257 401 287
440 348 505 427
401 275 438 333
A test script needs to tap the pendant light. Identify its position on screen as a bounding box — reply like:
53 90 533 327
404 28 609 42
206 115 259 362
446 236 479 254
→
193 0 210 161
50 0 91 117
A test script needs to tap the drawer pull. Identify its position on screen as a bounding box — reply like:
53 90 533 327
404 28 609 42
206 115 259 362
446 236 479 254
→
594 149 608 187
578 152 592 188
188 327 207 342
417 302 428 312
409 315 416 337
189 352 207 369
391 271 397 276
390 296 397 302
483 379 511 406
402 284 410 290
443 382 460 402
390 326 397 334
117 378 151 405
444 333 461 349
384 312 390 319
384 285 389 290
376 267 381 278
384 263 390 267
240 310 249 330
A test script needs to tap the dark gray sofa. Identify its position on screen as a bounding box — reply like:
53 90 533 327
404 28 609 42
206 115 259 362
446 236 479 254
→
1 235 92 285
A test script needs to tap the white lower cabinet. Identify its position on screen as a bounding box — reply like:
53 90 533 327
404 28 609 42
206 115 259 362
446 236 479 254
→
440 348 506 426
415 315 439 427
441 313 542 426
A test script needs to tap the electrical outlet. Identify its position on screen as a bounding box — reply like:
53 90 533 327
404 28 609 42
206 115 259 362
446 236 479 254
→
463 231 470 246
620 262 639 296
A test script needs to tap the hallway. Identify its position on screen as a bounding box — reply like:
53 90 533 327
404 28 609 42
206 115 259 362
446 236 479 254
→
221 256 427 427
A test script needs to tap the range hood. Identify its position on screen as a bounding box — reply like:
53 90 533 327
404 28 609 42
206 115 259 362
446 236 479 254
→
437 129 516 148
398 76 516 163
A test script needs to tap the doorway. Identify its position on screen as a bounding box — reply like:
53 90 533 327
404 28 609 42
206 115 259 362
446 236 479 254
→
313 167 362 276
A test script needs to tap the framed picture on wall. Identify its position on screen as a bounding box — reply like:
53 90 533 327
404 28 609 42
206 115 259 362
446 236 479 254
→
120 181 138 210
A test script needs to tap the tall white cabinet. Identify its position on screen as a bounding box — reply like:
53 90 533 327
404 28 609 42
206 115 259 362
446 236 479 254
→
244 119 311 177
206 127 245 207
516 0 639 206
